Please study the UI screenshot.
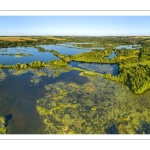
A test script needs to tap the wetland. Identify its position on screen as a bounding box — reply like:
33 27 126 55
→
0 36 150 134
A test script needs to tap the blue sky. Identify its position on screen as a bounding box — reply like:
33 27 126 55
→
0 16 150 36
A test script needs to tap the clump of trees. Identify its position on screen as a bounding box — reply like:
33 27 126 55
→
0 59 68 69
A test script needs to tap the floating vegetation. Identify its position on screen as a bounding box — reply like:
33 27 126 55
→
0 116 6 134
36 75 150 134
30 75 41 85
8 68 29 75
0 69 7 81
7 61 71 88
0 52 33 57
78 63 114 74
33 71 47 77
71 62 150 94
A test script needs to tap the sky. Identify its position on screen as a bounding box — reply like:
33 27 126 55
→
0 16 150 36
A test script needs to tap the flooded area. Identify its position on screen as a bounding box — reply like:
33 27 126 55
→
115 44 142 50
0 43 150 134
69 61 119 76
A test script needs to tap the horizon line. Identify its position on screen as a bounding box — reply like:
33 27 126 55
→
0 35 150 37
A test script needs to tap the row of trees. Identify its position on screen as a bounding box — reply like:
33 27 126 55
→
0 59 68 69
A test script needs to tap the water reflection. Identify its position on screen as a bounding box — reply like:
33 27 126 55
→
4 114 13 127
0 47 58 65
69 61 119 76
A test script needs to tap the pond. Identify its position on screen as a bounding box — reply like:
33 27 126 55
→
106 52 117 59
0 44 150 134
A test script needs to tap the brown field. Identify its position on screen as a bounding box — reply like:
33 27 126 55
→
0 36 66 42
44 36 66 40
129 36 150 39
0 37 37 42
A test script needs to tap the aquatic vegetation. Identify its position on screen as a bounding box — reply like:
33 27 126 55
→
34 71 47 76
37 46 53 52
30 75 41 85
71 61 150 94
8 68 29 75
36 75 150 134
78 63 114 74
2 36 150 134
72 43 104 49
0 52 33 57
0 69 7 81
0 48 7 52
0 37 149 95
0 116 6 134
47 41 150 94
7 62 71 85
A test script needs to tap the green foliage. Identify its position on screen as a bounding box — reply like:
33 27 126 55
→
117 63 150 94
0 59 68 69
73 62 150 94
0 116 6 134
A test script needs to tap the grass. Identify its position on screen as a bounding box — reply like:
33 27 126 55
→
119 55 138 60
121 60 150 67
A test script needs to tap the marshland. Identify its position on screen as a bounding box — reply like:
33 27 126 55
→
0 36 150 134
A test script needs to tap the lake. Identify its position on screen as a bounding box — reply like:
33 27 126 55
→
0 44 150 134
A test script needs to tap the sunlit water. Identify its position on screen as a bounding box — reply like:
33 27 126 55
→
0 45 90 65
0 44 150 134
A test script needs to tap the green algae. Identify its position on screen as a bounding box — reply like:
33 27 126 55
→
36 75 150 134
7 60 71 86
78 63 114 74
0 52 33 57
0 116 6 134
30 75 41 85
0 69 7 81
